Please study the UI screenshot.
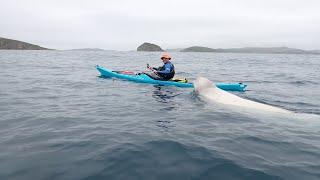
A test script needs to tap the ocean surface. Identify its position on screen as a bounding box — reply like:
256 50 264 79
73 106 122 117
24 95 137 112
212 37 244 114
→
0 50 320 180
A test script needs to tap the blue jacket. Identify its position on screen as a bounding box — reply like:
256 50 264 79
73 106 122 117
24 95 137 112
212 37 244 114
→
153 62 175 80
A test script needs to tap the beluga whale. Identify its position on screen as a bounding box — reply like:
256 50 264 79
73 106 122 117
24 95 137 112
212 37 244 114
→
194 77 290 114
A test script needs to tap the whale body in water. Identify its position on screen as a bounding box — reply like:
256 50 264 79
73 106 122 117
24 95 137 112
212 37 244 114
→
194 77 290 114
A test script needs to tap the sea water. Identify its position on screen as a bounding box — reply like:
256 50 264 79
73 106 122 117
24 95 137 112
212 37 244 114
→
0 50 319 179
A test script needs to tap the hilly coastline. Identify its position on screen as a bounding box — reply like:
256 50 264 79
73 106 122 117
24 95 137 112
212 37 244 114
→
181 46 316 54
137 43 320 55
1 38 319 54
0 37 49 50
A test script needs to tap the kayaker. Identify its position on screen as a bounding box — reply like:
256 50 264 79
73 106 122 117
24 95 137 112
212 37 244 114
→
146 52 175 80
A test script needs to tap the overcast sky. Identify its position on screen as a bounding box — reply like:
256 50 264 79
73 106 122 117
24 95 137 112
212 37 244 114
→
1 0 319 50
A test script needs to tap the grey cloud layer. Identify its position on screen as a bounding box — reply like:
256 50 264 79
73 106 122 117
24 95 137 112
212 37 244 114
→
1 0 319 50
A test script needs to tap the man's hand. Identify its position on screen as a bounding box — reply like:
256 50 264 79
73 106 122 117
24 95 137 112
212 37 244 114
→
152 69 159 75
147 63 153 70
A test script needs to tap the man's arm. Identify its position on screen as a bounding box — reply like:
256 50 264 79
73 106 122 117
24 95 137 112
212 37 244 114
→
157 64 171 74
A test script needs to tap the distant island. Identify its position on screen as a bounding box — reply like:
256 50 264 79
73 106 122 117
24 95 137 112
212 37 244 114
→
137 43 320 55
0 37 49 50
181 46 215 52
1 38 319 54
137 42 163 52
181 46 319 54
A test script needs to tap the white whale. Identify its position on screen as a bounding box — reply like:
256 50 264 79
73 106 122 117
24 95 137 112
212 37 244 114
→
194 77 290 114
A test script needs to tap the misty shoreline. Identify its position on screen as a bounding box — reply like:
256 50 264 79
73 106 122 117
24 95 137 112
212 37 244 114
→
1 37 319 55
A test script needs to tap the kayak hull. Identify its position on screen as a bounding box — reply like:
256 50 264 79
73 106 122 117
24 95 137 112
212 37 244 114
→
96 65 247 91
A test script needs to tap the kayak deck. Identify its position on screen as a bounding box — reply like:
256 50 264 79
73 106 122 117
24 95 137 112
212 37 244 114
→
96 65 247 91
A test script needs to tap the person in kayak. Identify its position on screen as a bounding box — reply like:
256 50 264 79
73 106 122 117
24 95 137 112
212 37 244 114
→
146 52 175 81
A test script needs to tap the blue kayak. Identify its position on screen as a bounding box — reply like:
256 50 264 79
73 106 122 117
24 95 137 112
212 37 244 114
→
96 65 247 91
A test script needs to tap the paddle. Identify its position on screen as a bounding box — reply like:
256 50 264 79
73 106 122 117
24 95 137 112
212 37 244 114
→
146 63 159 74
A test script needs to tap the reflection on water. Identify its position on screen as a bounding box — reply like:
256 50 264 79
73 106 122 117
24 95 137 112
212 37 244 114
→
151 86 182 129
151 85 181 103
156 119 175 129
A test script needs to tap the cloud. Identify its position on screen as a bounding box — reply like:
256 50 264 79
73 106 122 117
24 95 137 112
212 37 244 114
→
0 0 319 50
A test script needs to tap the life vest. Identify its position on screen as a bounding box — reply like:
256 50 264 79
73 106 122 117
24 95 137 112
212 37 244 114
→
158 63 175 80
